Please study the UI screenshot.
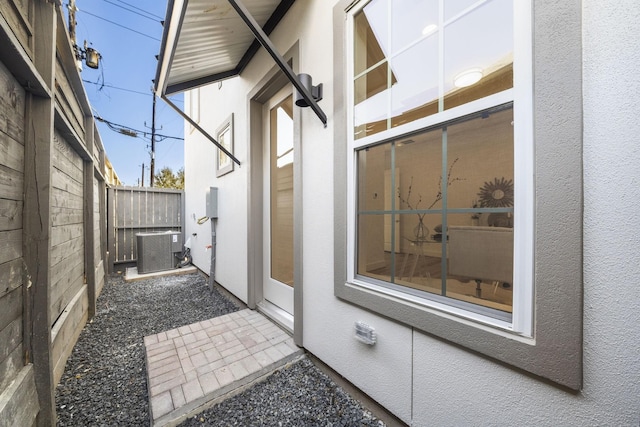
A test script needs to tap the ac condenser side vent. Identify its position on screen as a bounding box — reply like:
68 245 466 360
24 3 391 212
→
137 232 181 274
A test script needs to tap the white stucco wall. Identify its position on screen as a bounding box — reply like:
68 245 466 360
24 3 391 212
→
184 76 252 303
182 0 640 425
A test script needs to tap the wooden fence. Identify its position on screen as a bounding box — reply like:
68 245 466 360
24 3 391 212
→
107 186 184 272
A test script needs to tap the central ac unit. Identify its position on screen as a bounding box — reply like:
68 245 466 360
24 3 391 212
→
136 231 182 274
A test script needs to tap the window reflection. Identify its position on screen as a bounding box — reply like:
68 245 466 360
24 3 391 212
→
353 0 513 139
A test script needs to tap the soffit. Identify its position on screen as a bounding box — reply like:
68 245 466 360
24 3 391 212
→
156 0 295 95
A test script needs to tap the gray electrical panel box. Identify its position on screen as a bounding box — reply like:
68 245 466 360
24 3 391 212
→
206 187 218 218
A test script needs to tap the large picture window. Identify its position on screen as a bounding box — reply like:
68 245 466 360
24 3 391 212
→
334 0 583 390
349 0 530 331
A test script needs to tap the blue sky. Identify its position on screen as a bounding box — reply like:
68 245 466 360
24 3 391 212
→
69 0 183 186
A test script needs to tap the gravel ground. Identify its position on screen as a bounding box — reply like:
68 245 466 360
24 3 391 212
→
55 273 386 426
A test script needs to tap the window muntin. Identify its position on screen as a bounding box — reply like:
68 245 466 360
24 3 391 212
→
350 0 528 331
353 0 513 139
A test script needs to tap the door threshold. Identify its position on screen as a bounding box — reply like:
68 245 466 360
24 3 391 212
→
256 300 294 333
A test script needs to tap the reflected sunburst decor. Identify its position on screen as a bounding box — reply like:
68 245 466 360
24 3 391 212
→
477 177 514 208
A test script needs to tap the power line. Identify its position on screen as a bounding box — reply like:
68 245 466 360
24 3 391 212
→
82 79 183 103
77 9 160 41
101 0 159 23
94 115 183 141
114 0 163 20
83 79 150 96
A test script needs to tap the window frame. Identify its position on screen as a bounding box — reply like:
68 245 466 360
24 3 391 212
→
333 0 583 390
215 113 234 177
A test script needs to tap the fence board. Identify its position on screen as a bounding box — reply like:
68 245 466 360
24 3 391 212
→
0 259 21 299
0 344 22 393
51 286 88 385
0 230 21 265
51 167 83 198
0 165 24 201
49 258 84 326
0 131 24 173
0 59 26 141
0 199 22 232
0 364 39 427
108 187 183 268
0 287 21 333
0 317 21 363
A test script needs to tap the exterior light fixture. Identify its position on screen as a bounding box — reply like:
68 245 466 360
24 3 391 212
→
454 68 483 88
294 73 323 107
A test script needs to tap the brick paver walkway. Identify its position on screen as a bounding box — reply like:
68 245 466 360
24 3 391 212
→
144 309 303 426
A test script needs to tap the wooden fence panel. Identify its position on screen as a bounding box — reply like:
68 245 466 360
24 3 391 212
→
0 54 27 420
108 186 183 271
50 130 84 326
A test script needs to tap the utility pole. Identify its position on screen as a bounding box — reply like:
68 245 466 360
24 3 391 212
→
141 163 145 187
150 93 156 187
68 0 77 45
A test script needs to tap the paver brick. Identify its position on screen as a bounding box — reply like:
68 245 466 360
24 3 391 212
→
170 386 186 409
146 340 175 354
182 333 197 345
177 346 189 360
148 356 181 378
239 355 262 375
157 331 168 342
194 330 209 341
178 325 191 335
228 360 249 380
150 374 186 397
182 378 204 403
173 336 185 348
144 335 158 346
190 352 208 368
264 346 284 362
189 322 203 333
204 348 222 363
223 349 250 364
274 341 296 357
148 348 178 364
185 369 198 382
166 329 181 340
151 391 174 419
247 340 272 355
214 366 234 387
186 337 212 352
199 371 221 395
149 367 184 388
218 341 243 356
180 356 195 373
252 349 274 368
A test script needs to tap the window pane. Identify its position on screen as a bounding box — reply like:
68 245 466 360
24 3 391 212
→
390 0 438 54
270 96 294 286
446 214 513 313
390 37 439 129
356 106 514 313
354 0 388 76
357 144 390 213
443 0 513 109
446 107 514 209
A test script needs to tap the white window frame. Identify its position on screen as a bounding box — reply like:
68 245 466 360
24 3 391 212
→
345 0 533 336
333 0 583 391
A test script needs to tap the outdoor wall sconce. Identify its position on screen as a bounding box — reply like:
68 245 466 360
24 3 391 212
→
294 73 323 107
